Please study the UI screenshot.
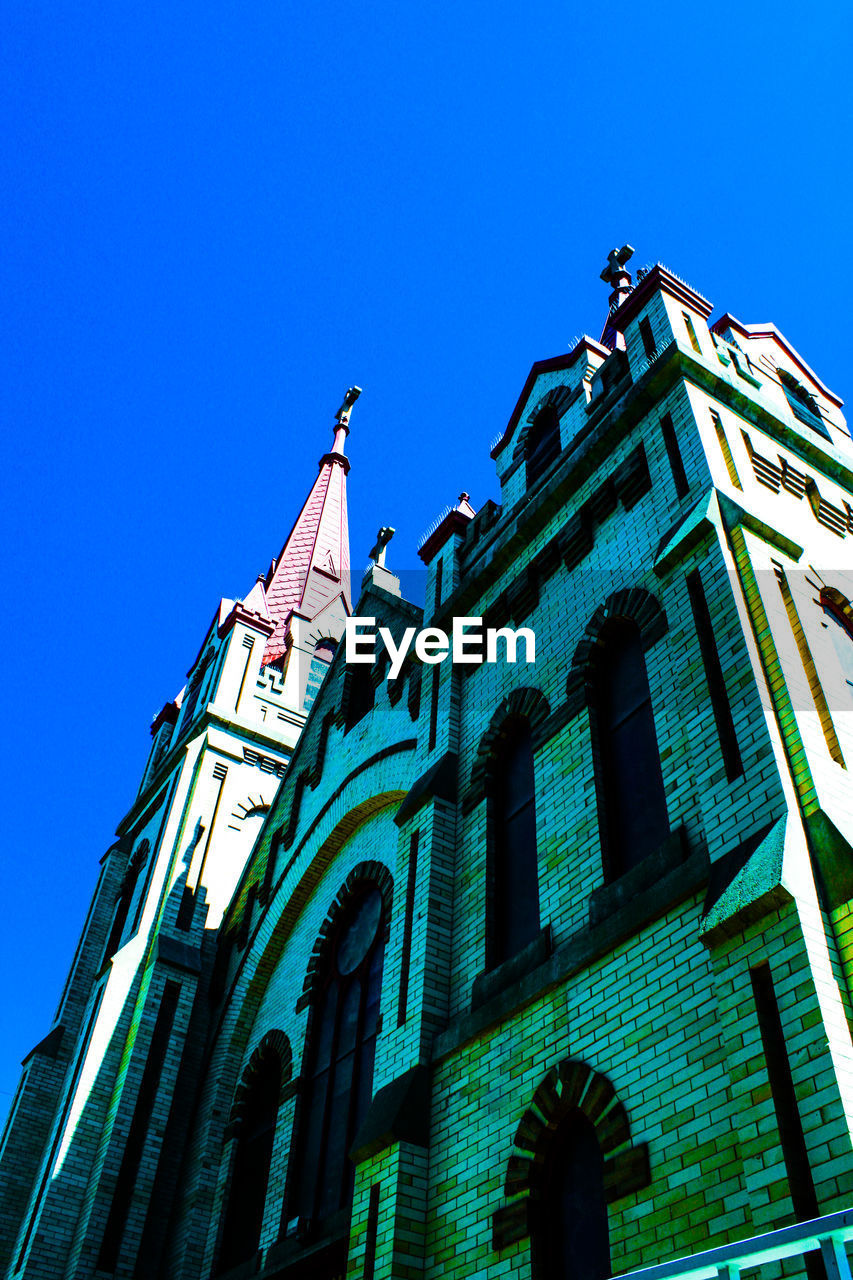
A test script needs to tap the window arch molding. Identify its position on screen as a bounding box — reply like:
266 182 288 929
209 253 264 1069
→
470 686 551 796
493 1058 650 1253
511 385 575 463
295 860 394 1013
566 586 668 713
226 1029 293 1136
216 1030 293 1274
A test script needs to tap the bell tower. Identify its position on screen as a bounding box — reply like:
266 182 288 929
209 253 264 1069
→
0 390 358 1280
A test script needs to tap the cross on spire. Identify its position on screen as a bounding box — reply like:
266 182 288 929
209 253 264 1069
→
600 244 635 288
599 243 635 350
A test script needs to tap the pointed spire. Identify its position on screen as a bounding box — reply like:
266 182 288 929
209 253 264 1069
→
258 388 358 666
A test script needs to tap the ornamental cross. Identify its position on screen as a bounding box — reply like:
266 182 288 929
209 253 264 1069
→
335 385 362 425
369 526 395 568
600 244 635 285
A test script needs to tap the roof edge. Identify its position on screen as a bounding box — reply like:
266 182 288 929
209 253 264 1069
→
492 336 610 459
711 313 844 407
610 263 714 331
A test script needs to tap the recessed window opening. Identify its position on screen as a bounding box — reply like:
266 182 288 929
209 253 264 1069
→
526 406 561 487
218 1050 282 1273
289 885 385 1224
660 413 688 498
490 720 539 966
682 312 702 354
531 1109 610 1280
639 316 657 359
345 665 375 730
710 410 742 489
593 619 669 879
314 637 338 664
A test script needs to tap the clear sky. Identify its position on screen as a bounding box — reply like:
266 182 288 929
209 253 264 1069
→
0 0 850 1118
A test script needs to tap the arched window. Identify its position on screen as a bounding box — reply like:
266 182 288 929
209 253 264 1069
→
490 720 539 966
592 619 669 879
531 1110 610 1280
218 1051 282 1273
526 406 561 487
290 884 385 1222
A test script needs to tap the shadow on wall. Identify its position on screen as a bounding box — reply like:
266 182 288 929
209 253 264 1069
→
7 867 216 1280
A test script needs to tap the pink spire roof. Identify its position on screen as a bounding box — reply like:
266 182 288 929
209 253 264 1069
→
260 389 358 666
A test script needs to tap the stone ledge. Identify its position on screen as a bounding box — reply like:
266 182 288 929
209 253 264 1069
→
21 1024 64 1067
432 846 709 1062
350 1063 430 1163
589 827 688 928
470 927 552 1014
216 1255 260 1280
394 752 457 827
262 1208 350 1279
150 933 202 976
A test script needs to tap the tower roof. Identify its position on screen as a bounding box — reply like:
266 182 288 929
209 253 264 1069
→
260 389 358 666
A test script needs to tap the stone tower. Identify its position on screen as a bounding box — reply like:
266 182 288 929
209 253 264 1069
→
0 392 357 1279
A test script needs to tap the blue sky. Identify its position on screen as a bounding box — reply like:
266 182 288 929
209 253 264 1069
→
0 0 850 1116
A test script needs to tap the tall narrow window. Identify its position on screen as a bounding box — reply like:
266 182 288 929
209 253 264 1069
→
491 722 539 965
218 1050 282 1273
750 965 819 1226
638 316 657 359
102 847 146 964
820 587 853 696
686 570 743 781
711 411 742 489
345 664 375 730
98 982 181 1272
290 885 385 1223
532 1110 610 1280
593 620 669 878
178 648 214 734
660 413 688 498
526 405 561 488
682 311 702 354
428 666 440 752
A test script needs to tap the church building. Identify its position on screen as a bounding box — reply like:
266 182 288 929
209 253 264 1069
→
3 251 853 1280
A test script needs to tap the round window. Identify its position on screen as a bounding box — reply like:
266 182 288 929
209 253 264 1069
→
336 888 382 975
